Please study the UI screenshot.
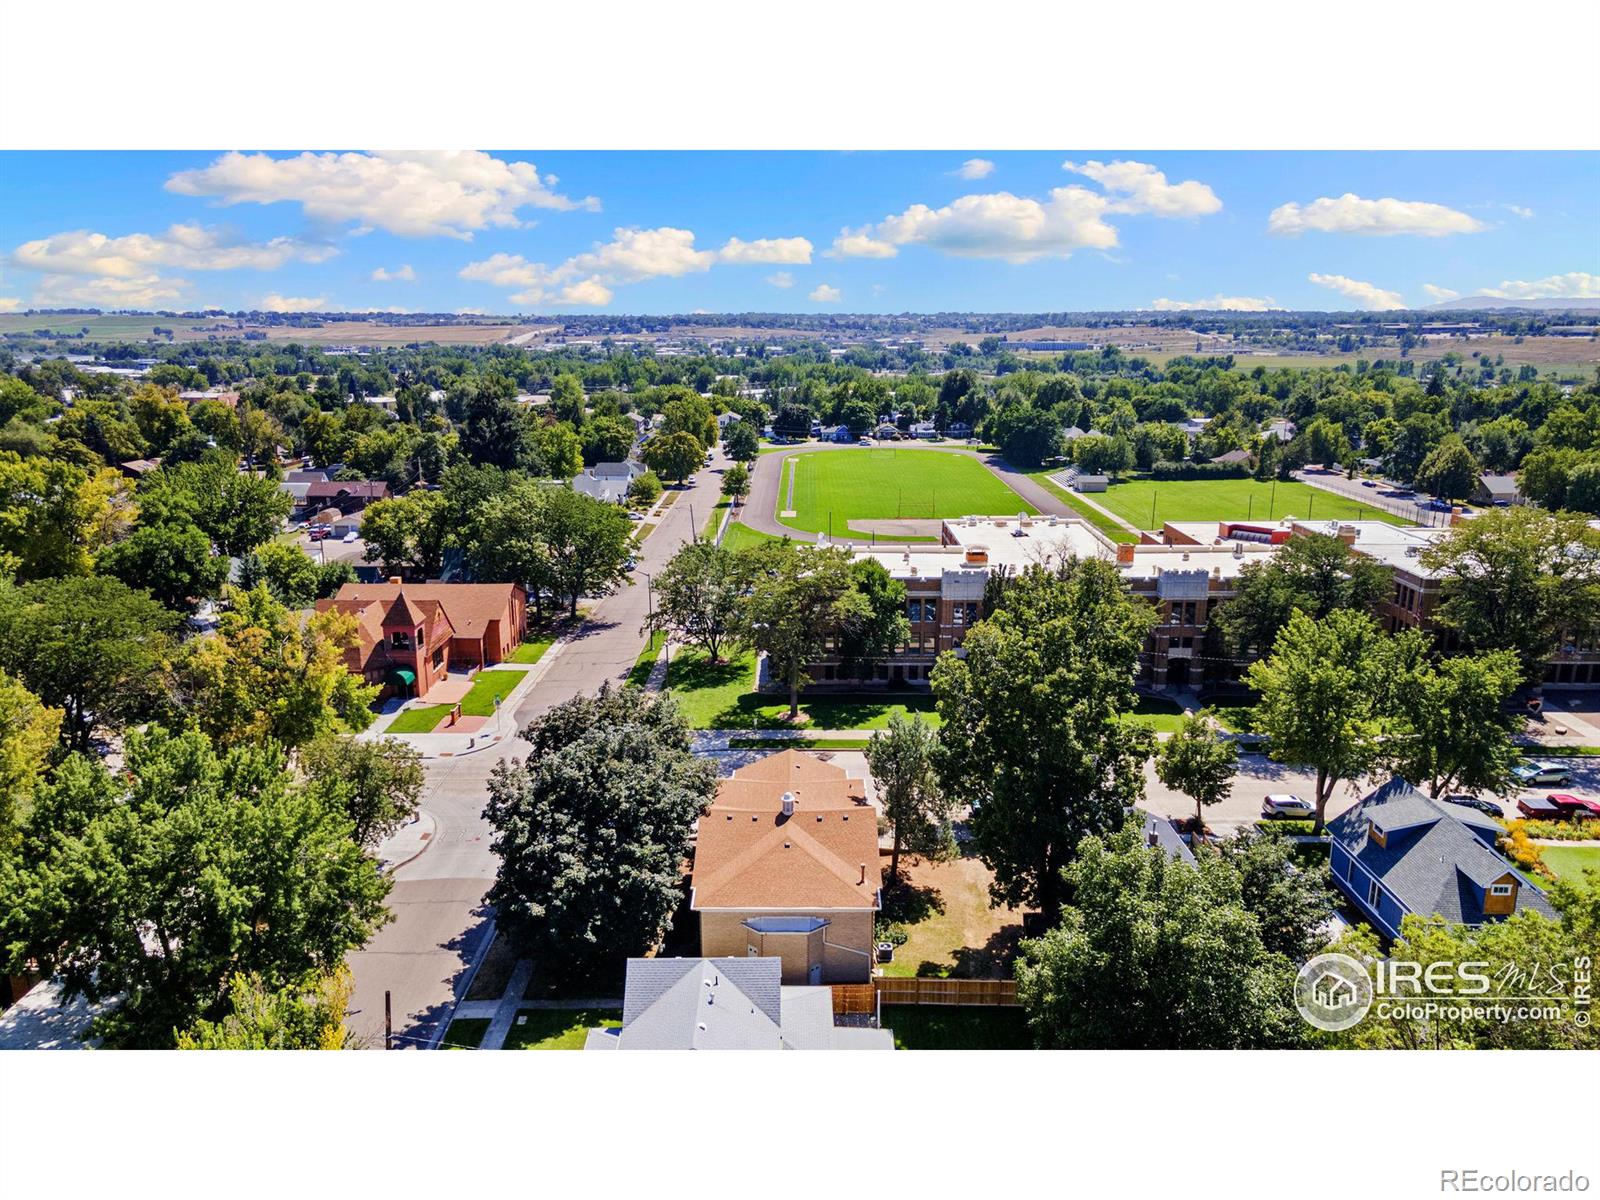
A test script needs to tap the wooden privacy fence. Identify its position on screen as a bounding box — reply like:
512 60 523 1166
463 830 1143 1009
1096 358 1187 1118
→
873 978 1019 1007
831 984 877 1016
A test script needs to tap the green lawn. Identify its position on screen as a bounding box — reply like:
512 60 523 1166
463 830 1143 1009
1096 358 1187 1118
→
1094 477 1411 531
628 630 667 688
439 1017 490 1049
1538 845 1600 889
505 634 556 664
777 449 1035 539
385 704 452 734
1122 694 1188 734
703 498 731 540
502 1008 621 1050
459 668 528 716
662 646 941 730
721 518 785 552
1023 467 1139 543
881 1006 1034 1050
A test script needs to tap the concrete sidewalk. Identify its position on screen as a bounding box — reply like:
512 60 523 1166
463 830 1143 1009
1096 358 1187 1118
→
375 811 436 874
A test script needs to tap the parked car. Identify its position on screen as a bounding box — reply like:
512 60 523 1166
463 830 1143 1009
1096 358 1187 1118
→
1516 794 1562 819
1542 793 1600 821
1261 794 1315 819
857 436 872 445
1360 479 1378 488
342 530 358 543
308 526 330 541
1512 761 1570 787
1440 794 1503 818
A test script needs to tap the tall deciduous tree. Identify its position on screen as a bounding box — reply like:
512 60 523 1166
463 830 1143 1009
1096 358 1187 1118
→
931 561 1155 922
865 713 953 881
0 575 177 752
1380 644 1523 798
1216 828 1337 961
360 489 453 580
722 419 759 463
539 486 633 617
0 728 390 1047
649 540 745 663
176 970 356 1050
1014 817 1306 1049
1419 507 1600 683
178 586 377 750
0 669 61 847
138 456 292 558
1414 432 1480 502
734 541 864 720
95 518 228 613
836 557 910 681
483 685 717 978
299 734 425 850
1154 714 1238 832
721 461 750 502
0 452 134 580
1245 608 1391 833
641 430 705 484
1212 530 1391 658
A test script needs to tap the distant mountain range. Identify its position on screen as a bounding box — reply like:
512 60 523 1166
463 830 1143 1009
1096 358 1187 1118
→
1423 296 1600 312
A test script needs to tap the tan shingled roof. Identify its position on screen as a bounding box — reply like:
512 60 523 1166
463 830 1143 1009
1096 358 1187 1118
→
691 753 880 911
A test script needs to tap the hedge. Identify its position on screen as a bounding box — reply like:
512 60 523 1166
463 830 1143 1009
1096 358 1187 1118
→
1149 460 1252 480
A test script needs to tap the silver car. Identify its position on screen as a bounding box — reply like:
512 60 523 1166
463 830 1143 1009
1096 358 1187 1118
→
1261 793 1315 819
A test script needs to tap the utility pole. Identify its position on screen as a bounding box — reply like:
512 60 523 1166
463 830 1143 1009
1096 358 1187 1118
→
384 990 392 1050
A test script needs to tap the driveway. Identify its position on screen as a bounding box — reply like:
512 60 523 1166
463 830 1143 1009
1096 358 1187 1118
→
742 442 1070 545
343 452 729 1048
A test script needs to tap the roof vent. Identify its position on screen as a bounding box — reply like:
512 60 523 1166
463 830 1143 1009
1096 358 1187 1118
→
781 792 796 817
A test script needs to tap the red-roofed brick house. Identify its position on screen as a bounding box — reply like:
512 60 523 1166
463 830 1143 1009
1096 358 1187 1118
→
315 579 526 699
690 750 882 984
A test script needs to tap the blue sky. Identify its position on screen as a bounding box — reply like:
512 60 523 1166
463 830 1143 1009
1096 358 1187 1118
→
0 150 1594 315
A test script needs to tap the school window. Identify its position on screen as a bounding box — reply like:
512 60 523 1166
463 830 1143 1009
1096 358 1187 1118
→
390 631 411 649
1366 879 1380 908
907 599 922 622
964 603 978 625
952 605 964 627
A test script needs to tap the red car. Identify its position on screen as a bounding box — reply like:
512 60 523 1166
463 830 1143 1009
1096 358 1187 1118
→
1533 793 1600 821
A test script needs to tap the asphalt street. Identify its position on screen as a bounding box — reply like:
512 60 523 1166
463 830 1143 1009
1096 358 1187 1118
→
343 451 729 1049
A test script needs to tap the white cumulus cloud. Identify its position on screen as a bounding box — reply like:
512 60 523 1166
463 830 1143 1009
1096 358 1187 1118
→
1269 194 1485 237
717 236 813 265
31 274 188 308
258 293 328 313
766 271 795 288
1148 294 1278 312
166 150 600 240
11 223 335 278
371 264 416 282
955 158 995 180
1480 272 1600 300
828 225 899 258
1062 160 1222 217
809 283 842 302
0 297 23 312
463 226 808 307
1422 284 1461 303
1504 205 1535 219
1308 273 1404 309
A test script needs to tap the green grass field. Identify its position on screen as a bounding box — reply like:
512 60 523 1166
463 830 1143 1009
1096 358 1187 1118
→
1539 846 1600 889
503 1008 621 1050
720 518 785 552
1023 467 1138 543
776 449 1035 539
0 313 218 338
1095 477 1410 530
439 1018 490 1049
662 646 940 730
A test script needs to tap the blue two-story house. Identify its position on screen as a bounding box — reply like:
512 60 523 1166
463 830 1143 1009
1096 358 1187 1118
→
1327 777 1556 940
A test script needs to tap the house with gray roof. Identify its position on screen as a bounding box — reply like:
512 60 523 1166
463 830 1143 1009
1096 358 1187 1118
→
584 957 894 1051
1327 777 1556 940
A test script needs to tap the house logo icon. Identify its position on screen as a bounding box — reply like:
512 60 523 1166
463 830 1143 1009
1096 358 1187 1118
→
1294 953 1373 1032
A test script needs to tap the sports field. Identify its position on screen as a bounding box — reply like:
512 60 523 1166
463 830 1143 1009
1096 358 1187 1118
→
1094 477 1411 530
775 449 1035 539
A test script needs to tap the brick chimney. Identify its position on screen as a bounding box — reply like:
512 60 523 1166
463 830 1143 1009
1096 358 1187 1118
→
1116 542 1136 566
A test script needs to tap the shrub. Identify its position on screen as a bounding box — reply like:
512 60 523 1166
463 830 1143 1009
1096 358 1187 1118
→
627 469 662 507
1500 820 1550 878
1253 819 1319 836
1518 819 1598 841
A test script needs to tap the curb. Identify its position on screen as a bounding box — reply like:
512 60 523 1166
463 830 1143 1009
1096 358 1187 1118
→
424 913 499 1051
379 811 437 875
